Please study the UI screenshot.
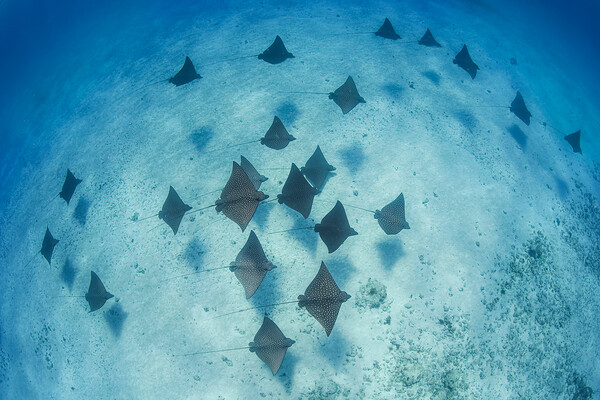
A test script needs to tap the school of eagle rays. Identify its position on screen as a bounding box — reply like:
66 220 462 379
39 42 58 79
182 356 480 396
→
26 17 584 376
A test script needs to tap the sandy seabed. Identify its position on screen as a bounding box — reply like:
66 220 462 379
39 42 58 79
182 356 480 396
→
0 0 599 399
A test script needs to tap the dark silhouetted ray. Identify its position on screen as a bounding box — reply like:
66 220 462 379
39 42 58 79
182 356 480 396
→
85 271 114 312
453 45 479 79
230 230 276 298
298 262 351 336
260 116 296 150
565 130 582 154
374 18 400 40
328 76 366 114
375 193 410 235
301 145 336 190
510 91 532 126
258 35 294 65
277 163 319 219
314 201 358 253
159 186 192 235
169 56 202 86
216 162 269 231
240 155 268 190
41 227 59 265
419 28 441 47
59 169 82 205
329 77 366 114
177 316 294 375
250 316 295 374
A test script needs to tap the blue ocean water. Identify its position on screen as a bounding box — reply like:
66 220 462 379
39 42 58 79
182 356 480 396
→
0 0 598 398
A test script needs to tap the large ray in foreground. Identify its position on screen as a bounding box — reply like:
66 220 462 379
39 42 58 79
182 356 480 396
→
230 230 276 298
453 45 479 79
329 76 366 115
510 91 532 126
301 145 336 190
277 163 319 219
314 201 358 253
258 36 294 64
169 56 202 86
159 186 192 235
250 316 295 375
85 271 114 312
299 262 351 336
260 116 296 150
59 169 82 205
216 161 269 231
375 193 410 235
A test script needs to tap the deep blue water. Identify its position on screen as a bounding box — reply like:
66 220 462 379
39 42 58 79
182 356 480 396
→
0 0 598 201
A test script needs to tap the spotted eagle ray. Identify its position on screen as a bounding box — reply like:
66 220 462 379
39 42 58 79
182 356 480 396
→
277 163 319 219
216 262 350 336
453 45 479 79
169 56 202 86
177 316 294 375
60 169 82 205
564 130 582 153
268 201 357 253
137 56 203 91
211 116 296 152
56 270 114 312
215 161 269 231
160 230 275 299
345 193 410 235
159 186 193 235
301 145 336 190
418 29 441 47
375 18 401 40
22 227 60 269
282 76 365 115
510 91 532 125
258 35 295 64
86 271 114 312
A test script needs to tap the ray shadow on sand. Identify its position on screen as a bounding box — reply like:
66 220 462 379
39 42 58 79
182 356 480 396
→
182 236 206 271
104 303 128 338
73 197 91 226
382 83 405 100
275 101 300 125
422 70 441 86
60 257 78 291
339 144 365 176
454 109 478 133
251 200 275 233
376 237 405 270
190 126 215 153
288 216 319 256
507 124 528 149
